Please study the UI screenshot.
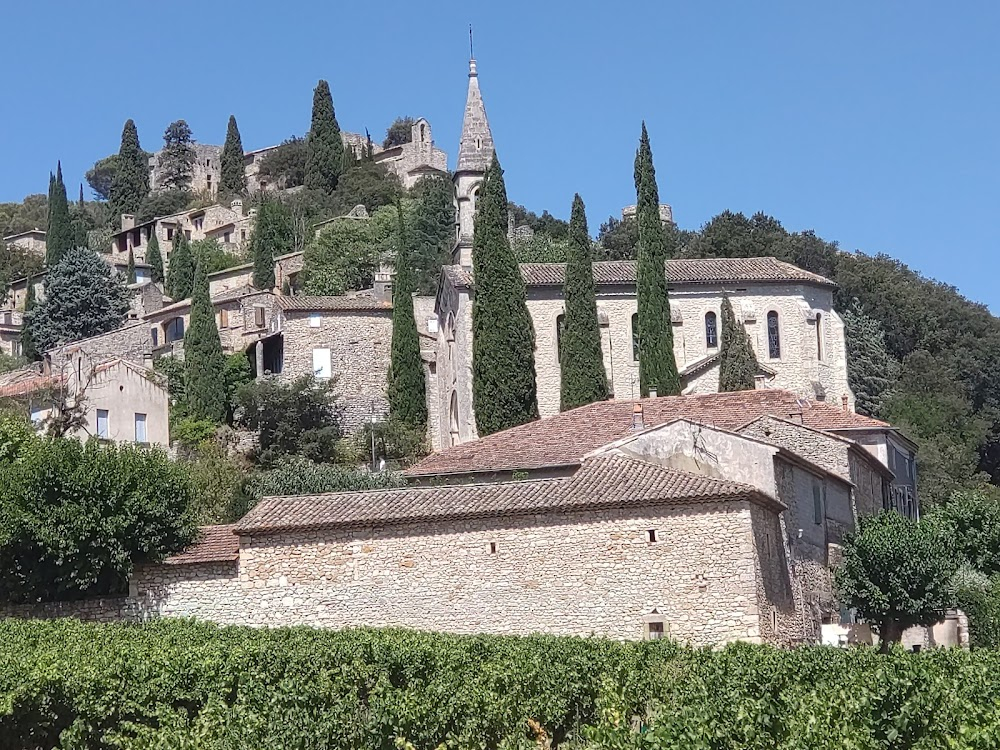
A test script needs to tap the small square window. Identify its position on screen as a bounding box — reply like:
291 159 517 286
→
647 621 665 640
309 314 321 328
647 529 657 543
489 542 497 554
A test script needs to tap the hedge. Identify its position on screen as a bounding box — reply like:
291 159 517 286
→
2 619 1000 749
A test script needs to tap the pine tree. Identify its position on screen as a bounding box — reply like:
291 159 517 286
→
183 261 227 423
108 119 149 222
472 155 539 435
844 299 898 417
20 277 38 361
387 202 427 431
126 247 136 284
159 120 196 191
718 295 759 392
559 194 609 411
249 197 294 290
23 248 130 352
305 80 344 193
634 123 680 397
146 231 164 283
220 115 247 195
166 229 195 300
46 162 73 266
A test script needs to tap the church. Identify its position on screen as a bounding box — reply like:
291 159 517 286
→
425 57 853 450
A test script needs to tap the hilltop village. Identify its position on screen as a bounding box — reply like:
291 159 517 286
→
0 55 982 652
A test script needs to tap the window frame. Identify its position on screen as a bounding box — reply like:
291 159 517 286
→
134 413 147 444
96 409 110 440
705 311 718 349
766 310 781 359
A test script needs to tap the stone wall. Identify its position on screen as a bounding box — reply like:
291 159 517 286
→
0 597 132 622
433 283 476 449
129 501 771 645
278 309 392 432
47 322 153 372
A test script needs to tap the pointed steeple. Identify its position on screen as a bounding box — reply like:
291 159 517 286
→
456 56 494 173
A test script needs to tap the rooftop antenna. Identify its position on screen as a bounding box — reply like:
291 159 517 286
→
469 24 474 59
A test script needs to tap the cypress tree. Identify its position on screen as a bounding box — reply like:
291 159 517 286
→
220 115 247 195
718 295 759 392
184 261 227 423
559 194 609 411
146 231 164 283
108 119 149 223
305 80 344 193
46 162 73 266
126 247 136 284
20 277 38 361
844 300 898 417
387 202 427 431
166 229 195 300
71 184 89 249
634 123 680 397
249 197 293 290
471 155 539 435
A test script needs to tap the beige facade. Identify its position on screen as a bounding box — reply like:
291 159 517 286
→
2 229 47 258
149 144 225 195
76 359 170 447
0 309 24 357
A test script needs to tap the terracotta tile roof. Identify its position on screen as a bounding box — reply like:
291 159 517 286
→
148 286 260 318
442 257 835 290
0 367 61 398
407 390 889 478
237 454 777 535
164 524 240 565
277 292 392 312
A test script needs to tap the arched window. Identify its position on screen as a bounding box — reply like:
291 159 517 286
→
420 123 426 142
705 312 718 348
815 313 824 360
767 311 781 359
631 313 640 361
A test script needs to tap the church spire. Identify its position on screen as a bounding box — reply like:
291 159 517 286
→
456 50 494 174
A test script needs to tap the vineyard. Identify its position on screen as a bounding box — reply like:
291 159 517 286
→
3 619 1000 749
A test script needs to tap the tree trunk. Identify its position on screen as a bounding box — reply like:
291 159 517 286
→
879 620 902 653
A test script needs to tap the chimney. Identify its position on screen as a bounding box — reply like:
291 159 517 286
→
374 264 393 304
649 386 658 399
632 402 645 431
841 394 850 412
121 214 135 231
230 198 244 215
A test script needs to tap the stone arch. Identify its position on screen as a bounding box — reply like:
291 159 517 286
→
449 391 460 446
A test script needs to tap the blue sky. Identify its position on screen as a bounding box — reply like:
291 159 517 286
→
2 1 998 309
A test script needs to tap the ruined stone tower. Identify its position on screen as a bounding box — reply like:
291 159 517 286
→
452 57 495 268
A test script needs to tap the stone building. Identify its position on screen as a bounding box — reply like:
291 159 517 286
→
149 144 224 195
0 309 24 357
2 228 47 258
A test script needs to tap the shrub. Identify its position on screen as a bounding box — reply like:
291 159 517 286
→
244 455 405 503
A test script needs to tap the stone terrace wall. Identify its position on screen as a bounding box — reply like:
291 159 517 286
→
127 501 770 645
0 597 133 622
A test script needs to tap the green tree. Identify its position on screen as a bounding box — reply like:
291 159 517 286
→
191 238 243 275
471 156 539 435
386 202 427 431
843 300 898 418
257 136 307 190
333 160 401 213
85 153 120 202
409 174 455 294
146 230 164 283
249 197 294 290
246 456 406 506
301 203 399 295
559 194 608 411
108 119 150 222
166 229 195 300
382 116 415 148
46 163 73 266
126 247 136 284
183 263 227 423
597 215 639 260
718 295 759 392
70 184 91 250
0 239 44 293
19 277 38 361
0 416 196 603
136 189 191 223
220 115 247 195
158 120 196 192
835 511 956 651
305 80 344 194
634 123 680 397
234 375 343 466
23 248 130 352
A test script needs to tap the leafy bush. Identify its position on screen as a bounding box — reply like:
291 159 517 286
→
4 620 1000 749
244 455 405 502
0 418 197 602
350 417 429 468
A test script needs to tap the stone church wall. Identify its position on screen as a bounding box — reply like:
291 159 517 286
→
123 501 770 645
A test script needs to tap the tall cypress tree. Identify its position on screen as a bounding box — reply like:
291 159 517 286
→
46 163 73 266
71 184 89 249
387 202 427 431
471 155 539 435
844 300 898 417
166 229 195 300
126 247 136 284
220 115 247 195
249 197 293 290
559 194 609 411
184 261 227 423
108 119 149 223
305 80 344 194
20 277 38 361
634 123 680 397
718 295 759 392
146 230 164 283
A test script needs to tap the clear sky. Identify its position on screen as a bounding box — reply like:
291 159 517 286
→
2 1 997 309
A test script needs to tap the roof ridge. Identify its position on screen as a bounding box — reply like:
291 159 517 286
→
586 451 766 496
